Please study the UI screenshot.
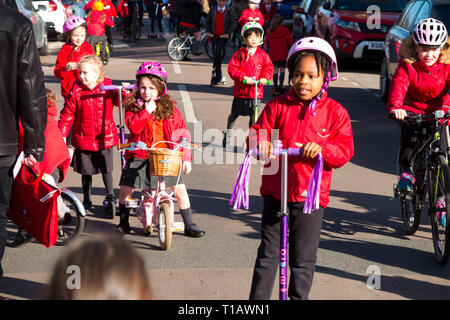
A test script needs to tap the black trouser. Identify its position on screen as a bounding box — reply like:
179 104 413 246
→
0 156 15 279
150 18 162 33
226 111 255 130
249 195 324 300
212 38 228 81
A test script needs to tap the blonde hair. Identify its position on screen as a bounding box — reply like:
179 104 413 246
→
78 54 104 84
47 234 153 300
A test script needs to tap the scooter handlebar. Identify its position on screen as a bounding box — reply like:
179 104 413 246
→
250 147 303 157
100 84 137 91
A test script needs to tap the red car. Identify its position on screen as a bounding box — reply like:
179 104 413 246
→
314 0 407 61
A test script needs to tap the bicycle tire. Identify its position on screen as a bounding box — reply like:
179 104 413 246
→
167 37 188 61
158 202 172 250
400 154 425 235
429 154 450 265
59 191 85 246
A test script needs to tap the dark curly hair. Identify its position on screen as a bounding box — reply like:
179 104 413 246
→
288 51 332 82
124 75 174 121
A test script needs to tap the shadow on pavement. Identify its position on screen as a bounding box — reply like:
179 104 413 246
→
0 276 47 300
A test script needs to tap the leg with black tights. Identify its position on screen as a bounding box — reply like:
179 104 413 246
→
102 172 114 197
82 174 92 209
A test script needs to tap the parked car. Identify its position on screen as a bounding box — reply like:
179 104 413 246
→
379 0 450 101
5 0 49 55
314 0 407 62
292 0 325 37
62 0 89 18
272 0 300 28
31 0 66 38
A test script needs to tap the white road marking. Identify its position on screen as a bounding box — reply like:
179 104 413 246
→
177 84 198 123
173 61 182 74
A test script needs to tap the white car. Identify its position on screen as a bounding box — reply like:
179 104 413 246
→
32 0 66 37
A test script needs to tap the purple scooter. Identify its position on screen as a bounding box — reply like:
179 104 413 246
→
100 83 137 168
230 139 323 300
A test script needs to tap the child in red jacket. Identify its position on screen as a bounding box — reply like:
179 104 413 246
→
9 88 72 247
117 61 205 238
259 0 276 28
238 0 264 27
266 14 294 96
86 2 115 51
58 55 119 217
388 18 450 192
224 21 273 148
248 37 354 300
54 16 94 99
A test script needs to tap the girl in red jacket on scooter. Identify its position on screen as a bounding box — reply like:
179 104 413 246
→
388 18 450 192
248 37 354 300
224 21 273 148
58 55 120 218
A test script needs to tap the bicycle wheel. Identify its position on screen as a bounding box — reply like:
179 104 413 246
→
167 37 188 61
58 190 85 246
400 155 425 235
158 202 172 250
429 154 450 265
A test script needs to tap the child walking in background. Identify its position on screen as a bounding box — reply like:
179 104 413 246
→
58 55 119 218
205 0 235 85
238 0 264 27
266 14 294 96
146 0 164 38
54 16 94 99
248 37 354 300
259 0 275 29
86 1 115 49
117 61 205 238
224 21 273 148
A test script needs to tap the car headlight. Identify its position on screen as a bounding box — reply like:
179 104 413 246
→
335 18 361 32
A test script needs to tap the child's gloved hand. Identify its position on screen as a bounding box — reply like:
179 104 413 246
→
295 142 322 159
145 99 157 114
243 76 254 85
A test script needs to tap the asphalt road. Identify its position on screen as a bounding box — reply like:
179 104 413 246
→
1 25 450 300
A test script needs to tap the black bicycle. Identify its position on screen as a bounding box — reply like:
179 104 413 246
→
391 110 450 265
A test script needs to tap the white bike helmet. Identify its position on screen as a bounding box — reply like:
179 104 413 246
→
241 21 264 45
413 18 448 48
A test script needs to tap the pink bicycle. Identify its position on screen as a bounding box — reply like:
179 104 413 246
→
118 139 199 250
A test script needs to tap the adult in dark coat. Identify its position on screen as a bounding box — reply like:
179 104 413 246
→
0 1 47 279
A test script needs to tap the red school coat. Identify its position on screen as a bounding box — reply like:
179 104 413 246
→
18 99 71 183
54 41 95 98
238 8 264 27
248 88 354 207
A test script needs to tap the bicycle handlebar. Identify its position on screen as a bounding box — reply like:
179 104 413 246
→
100 84 137 91
388 110 448 121
117 140 200 151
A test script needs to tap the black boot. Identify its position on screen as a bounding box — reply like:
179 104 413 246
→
180 207 205 238
117 203 131 234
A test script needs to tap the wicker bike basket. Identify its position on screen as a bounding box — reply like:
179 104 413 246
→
148 148 183 176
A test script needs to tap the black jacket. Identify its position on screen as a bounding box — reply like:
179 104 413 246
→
0 3 47 162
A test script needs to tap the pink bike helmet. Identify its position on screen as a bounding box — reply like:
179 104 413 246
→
286 37 339 115
63 15 86 33
136 61 168 98
413 18 448 48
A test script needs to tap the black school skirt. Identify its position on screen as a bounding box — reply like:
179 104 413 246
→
71 147 114 175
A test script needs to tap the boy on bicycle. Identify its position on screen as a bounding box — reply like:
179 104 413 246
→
389 18 450 191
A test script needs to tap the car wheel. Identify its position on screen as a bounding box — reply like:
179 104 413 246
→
379 57 390 102
39 31 49 56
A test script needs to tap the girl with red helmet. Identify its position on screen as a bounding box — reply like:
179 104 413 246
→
388 18 450 192
54 16 95 99
58 55 121 217
248 37 354 299
117 61 205 238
